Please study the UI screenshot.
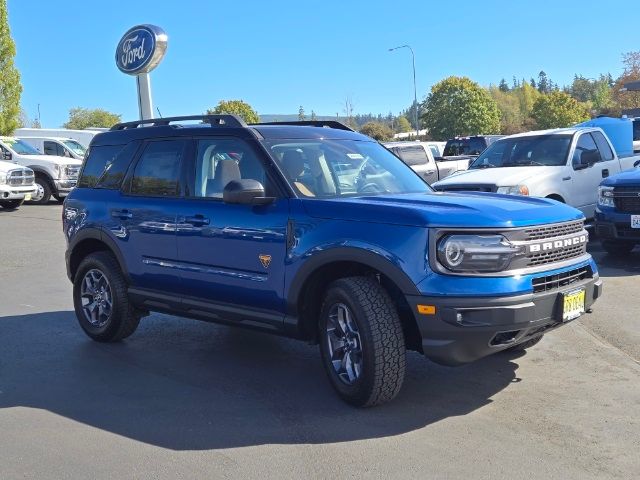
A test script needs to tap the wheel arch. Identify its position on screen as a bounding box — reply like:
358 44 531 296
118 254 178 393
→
287 247 423 352
68 229 129 283
545 193 566 203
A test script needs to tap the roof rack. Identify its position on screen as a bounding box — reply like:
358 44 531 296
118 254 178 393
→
255 120 354 131
110 114 247 131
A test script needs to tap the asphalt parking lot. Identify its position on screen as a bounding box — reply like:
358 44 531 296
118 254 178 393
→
1 204 639 479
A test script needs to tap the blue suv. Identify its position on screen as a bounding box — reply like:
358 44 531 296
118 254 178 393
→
64 115 602 406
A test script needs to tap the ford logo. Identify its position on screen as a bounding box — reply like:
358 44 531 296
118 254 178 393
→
115 24 167 75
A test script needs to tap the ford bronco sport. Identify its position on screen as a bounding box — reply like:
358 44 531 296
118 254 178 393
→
63 115 602 406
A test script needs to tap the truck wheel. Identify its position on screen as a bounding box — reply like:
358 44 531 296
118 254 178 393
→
53 194 65 204
0 199 24 210
73 251 140 342
319 276 406 407
507 335 543 352
30 175 52 204
601 240 635 256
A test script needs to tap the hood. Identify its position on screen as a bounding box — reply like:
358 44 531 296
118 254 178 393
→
15 154 82 166
433 166 561 188
601 167 640 187
0 160 23 173
301 192 584 229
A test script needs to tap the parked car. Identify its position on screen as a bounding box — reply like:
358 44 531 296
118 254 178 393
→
633 118 640 153
0 136 82 204
441 135 504 158
19 136 87 160
63 115 601 406
595 164 640 254
15 127 104 149
433 127 640 221
0 159 36 209
383 141 469 184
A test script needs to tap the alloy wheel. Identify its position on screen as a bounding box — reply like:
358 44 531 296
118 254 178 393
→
325 302 363 385
80 269 113 327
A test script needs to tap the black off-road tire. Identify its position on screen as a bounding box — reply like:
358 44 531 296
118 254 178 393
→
0 199 24 210
30 175 52 204
507 335 543 352
319 276 406 407
73 251 141 342
601 240 636 256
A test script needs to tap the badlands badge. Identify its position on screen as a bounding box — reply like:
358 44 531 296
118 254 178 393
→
259 254 272 268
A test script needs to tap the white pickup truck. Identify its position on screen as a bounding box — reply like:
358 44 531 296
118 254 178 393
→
0 137 82 204
433 127 640 221
0 159 36 210
383 141 470 184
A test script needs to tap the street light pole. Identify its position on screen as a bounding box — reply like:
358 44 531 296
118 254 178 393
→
389 44 419 138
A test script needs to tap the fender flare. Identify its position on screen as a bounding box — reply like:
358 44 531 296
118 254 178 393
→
67 227 130 282
27 166 55 183
286 246 420 315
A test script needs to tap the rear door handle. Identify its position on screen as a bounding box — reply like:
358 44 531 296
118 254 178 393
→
184 214 210 226
602 169 609 178
111 209 133 219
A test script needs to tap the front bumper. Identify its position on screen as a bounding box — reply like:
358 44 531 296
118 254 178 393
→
54 179 77 196
0 185 38 200
595 210 640 242
406 273 602 366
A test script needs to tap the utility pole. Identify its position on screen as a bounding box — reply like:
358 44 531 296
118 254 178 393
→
389 45 419 138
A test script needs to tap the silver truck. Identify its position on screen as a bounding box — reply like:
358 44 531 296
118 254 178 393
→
384 141 470 184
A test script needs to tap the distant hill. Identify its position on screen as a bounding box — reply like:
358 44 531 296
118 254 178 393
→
259 114 339 123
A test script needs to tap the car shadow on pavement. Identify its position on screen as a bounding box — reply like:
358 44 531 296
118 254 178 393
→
0 311 520 450
587 242 640 277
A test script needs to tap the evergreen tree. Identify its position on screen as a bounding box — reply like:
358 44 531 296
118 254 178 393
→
298 106 306 121
310 110 317 120
530 78 537 89
537 71 550 93
0 0 22 135
498 79 509 92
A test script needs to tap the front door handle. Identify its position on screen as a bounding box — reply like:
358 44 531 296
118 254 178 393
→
111 209 133 219
184 214 210 226
602 169 609 178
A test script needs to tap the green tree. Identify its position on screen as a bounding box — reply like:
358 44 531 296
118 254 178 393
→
359 122 393 141
537 71 550 93
207 99 259 124
612 51 640 114
422 76 500 140
488 87 525 134
0 0 22 135
395 115 412 133
498 79 509 92
63 107 121 129
531 91 590 129
298 105 306 121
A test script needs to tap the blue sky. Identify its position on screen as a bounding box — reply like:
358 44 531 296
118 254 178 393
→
8 0 639 128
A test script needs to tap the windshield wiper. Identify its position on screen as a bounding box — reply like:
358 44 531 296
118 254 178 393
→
471 163 496 169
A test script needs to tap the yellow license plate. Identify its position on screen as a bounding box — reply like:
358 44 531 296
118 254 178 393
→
562 289 585 322
24 193 31 201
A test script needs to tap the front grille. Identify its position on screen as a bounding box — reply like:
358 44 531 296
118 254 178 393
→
7 169 35 186
532 266 591 294
613 187 640 213
616 225 640 239
526 243 585 267
523 221 584 240
438 185 495 192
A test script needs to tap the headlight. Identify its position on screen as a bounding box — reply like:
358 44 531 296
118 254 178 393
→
598 186 615 207
496 185 529 195
437 234 522 273
54 164 65 178
0 173 7 185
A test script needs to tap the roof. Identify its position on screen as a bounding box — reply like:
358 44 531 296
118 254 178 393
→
502 127 595 139
18 136 77 141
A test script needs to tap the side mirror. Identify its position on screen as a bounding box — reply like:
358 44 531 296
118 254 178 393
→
223 179 274 205
574 149 600 170
2 150 12 161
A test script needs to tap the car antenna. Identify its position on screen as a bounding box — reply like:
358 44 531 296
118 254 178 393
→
156 107 163 118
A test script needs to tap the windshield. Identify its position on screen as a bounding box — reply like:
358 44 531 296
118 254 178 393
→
1 137 40 155
469 135 572 169
63 140 87 157
262 139 431 198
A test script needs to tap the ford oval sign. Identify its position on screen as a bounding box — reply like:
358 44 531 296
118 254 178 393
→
115 24 167 75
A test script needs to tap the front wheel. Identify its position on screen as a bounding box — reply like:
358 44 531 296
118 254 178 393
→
29 176 52 204
73 251 141 342
319 276 406 407
601 240 636 256
0 199 24 210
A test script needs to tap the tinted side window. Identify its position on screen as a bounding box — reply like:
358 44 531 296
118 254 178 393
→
633 120 640 141
572 133 599 166
44 141 59 156
131 140 186 197
95 141 139 189
443 141 459 156
467 138 486 155
398 146 429 166
77 144 126 188
591 131 614 161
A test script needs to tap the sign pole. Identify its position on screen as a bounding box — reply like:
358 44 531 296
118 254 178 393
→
136 73 154 120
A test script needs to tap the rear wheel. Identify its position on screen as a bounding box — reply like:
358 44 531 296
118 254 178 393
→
0 199 24 210
601 240 636 256
30 175 52 204
73 251 141 342
319 276 406 407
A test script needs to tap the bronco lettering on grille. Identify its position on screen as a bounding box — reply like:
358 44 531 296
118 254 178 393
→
529 235 587 253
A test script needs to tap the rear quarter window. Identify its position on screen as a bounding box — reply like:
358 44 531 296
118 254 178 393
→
77 144 129 188
397 146 429 166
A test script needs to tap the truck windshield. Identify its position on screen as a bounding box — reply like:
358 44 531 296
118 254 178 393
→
63 140 87 156
1 138 41 155
469 135 572 169
262 139 431 198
